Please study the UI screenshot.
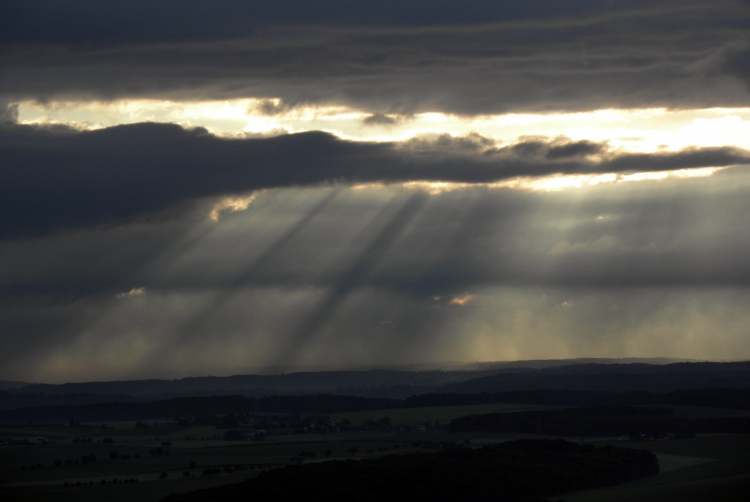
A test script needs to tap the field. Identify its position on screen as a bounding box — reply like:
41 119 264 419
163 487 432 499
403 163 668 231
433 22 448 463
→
334 402 549 426
568 434 750 502
2 403 748 501
0 415 524 501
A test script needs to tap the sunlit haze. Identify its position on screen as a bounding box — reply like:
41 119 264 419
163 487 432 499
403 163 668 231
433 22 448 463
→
3 0 750 383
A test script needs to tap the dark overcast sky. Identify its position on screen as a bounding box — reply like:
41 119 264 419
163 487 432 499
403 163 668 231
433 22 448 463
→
1 1 750 382
2 0 750 112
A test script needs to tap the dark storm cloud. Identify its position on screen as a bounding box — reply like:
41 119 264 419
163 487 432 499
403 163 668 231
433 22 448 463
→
722 43 750 85
545 141 605 159
0 1 666 44
1 1 749 113
254 99 295 116
2 122 749 239
362 114 402 126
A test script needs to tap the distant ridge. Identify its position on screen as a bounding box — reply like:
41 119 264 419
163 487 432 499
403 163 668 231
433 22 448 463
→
2 361 750 423
440 357 690 371
0 359 744 411
4 356 689 387
0 380 30 390
442 361 750 394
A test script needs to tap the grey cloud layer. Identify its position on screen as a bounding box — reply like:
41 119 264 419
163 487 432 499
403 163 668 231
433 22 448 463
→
3 176 750 380
1 1 749 113
5 172 750 300
0 1 648 44
2 122 749 239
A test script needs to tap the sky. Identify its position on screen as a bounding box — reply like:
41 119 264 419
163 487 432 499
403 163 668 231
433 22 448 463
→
2 1 750 382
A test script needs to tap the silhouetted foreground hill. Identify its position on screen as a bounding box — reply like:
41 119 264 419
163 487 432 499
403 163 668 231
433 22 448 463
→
164 440 659 502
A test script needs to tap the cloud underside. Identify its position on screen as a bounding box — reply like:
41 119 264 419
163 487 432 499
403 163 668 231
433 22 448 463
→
1 1 750 113
2 122 749 239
